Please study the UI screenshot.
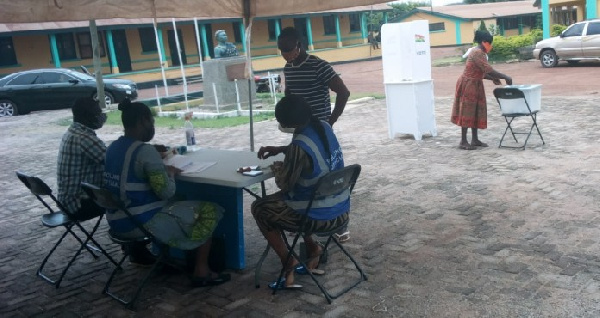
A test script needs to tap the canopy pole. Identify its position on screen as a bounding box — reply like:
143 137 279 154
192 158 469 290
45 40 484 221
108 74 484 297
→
244 0 255 152
89 20 105 108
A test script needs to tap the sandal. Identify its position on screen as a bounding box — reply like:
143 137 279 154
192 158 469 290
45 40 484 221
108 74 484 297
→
334 231 350 243
191 273 231 287
268 278 303 290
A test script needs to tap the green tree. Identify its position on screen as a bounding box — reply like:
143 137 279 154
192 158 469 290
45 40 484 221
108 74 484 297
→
388 2 428 20
367 12 384 32
478 20 487 31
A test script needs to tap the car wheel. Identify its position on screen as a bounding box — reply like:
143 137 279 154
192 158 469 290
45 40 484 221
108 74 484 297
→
0 99 18 117
540 50 558 68
93 91 115 107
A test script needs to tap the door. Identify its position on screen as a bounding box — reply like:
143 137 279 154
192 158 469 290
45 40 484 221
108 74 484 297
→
5 72 46 111
111 30 132 72
168 29 187 66
583 21 600 57
294 18 309 50
39 72 92 109
556 22 584 58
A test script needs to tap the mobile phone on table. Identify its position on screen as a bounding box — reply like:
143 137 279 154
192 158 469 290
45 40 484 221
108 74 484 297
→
242 170 263 177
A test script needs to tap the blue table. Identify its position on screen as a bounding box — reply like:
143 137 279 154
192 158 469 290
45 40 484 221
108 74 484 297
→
174 148 281 270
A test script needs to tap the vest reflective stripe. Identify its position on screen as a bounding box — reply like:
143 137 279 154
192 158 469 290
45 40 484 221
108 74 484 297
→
104 138 163 233
292 134 328 187
285 122 347 220
286 189 350 210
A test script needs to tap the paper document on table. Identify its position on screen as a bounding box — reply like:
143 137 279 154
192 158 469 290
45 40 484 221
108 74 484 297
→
163 155 216 174
181 161 217 174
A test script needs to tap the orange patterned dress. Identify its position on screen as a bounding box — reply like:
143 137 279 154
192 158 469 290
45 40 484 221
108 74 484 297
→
451 48 493 129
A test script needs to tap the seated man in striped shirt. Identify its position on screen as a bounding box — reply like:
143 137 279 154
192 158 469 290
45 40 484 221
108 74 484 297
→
277 27 350 127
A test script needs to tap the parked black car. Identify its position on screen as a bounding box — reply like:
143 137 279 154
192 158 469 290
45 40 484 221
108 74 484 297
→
0 68 138 117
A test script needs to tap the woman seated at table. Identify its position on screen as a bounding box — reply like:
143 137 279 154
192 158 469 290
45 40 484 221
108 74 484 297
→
104 99 230 287
252 94 349 288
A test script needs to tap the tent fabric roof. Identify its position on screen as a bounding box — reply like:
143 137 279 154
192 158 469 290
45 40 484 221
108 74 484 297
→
417 0 540 20
0 2 391 34
0 0 390 24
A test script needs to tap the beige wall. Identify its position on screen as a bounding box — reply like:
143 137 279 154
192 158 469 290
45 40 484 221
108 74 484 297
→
3 35 54 74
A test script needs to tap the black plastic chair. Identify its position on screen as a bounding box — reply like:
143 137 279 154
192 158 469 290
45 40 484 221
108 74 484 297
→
259 164 367 304
81 182 190 310
494 87 545 150
15 171 119 288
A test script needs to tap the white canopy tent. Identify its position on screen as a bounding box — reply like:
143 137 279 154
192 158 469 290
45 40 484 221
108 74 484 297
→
0 0 391 150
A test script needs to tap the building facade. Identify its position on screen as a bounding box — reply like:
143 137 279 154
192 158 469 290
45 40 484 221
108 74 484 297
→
0 4 391 77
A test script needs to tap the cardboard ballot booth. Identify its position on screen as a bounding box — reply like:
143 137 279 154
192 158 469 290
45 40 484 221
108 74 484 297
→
381 20 437 140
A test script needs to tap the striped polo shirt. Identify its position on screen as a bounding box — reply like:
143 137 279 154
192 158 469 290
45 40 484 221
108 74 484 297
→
283 54 337 120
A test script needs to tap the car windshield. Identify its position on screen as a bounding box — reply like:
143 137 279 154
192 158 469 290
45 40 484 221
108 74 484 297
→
65 69 95 81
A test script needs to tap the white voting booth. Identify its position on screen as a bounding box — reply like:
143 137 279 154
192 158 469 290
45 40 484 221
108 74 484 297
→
381 20 437 140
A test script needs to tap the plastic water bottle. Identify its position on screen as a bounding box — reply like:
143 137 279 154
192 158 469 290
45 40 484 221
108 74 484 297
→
184 119 196 146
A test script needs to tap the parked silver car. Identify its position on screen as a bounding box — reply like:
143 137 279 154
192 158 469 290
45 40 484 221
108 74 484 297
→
533 19 600 67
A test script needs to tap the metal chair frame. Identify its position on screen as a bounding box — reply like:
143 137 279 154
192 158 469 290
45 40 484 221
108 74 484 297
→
256 164 367 304
15 171 119 288
494 88 545 150
81 182 188 310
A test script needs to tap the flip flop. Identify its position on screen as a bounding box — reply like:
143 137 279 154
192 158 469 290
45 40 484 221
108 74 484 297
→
268 278 303 290
459 144 477 150
473 142 488 147
334 231 350 243
295 264 326 276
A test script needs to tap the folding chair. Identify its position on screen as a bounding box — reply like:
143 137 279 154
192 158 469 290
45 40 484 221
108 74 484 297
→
81 182 190 310
494 87 545 150
15 171 119 288
259 164 367 304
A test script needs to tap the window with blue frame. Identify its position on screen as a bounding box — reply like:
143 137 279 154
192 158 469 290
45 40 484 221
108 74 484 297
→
139 27 158 52
349 14 361 32
429 22 445 32
0 36 17 66
77 32 106 59
55 33 77 60
323 15 336 35
268 19 282 40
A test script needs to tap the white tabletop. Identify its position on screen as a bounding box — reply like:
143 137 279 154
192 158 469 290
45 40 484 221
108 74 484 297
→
176 148 283 188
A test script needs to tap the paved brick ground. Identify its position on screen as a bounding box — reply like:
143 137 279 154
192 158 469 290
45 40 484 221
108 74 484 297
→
2 88 600 317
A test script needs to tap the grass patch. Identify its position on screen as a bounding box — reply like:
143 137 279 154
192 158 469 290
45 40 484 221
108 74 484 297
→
102 91 382 129
105 109 275 129
432 56 464 67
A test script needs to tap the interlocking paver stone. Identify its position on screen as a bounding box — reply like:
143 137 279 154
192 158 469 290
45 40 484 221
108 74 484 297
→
3 90 600 317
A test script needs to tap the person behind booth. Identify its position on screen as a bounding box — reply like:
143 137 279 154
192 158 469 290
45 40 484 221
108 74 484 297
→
252 94 350 289
57 97 107 221
103 99 230 287
451 30 513 150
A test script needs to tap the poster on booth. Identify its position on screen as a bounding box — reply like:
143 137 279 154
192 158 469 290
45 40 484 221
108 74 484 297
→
381 20 432 83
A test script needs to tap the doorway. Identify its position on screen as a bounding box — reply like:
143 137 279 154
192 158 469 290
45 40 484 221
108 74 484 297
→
294 18 309 50
168 29 187 66
111 30 132 73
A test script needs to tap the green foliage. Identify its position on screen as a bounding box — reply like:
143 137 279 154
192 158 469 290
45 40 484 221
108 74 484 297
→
389 2 428 20
487 24 500 36
367 12 384 32
478 20 487 31
550 24 567 37
487 32 539 61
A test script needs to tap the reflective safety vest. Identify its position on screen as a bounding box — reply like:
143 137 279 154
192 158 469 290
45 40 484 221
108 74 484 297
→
104 136 164 232
285 121 349 220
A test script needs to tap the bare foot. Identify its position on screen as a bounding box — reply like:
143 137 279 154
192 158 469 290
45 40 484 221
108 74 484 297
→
471 140 488 147
459 142 476 150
